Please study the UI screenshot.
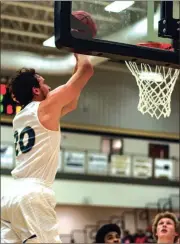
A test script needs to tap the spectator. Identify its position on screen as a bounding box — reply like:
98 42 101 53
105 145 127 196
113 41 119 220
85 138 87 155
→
133 229 147 243
145 226 154 243
152 211 179 243
71 238 75 243
95 224 121 243
122 230 134 243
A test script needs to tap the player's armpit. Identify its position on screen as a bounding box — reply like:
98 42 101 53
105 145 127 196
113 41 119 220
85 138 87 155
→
60 98 79 118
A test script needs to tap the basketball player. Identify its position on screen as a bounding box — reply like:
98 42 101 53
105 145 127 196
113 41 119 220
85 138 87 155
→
152 211 179 244
95 224 121 243
1 54 93 243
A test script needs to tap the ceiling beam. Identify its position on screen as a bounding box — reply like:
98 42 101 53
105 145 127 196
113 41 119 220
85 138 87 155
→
1 14 53 27
80 0 107 6
2 2 53 12
2 2 119 23
1 40 67 54
1 28 49 39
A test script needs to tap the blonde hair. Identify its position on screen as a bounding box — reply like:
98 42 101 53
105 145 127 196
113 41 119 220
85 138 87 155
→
152 211 179 243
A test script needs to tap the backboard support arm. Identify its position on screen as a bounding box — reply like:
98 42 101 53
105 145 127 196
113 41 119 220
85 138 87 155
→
158 1 180 51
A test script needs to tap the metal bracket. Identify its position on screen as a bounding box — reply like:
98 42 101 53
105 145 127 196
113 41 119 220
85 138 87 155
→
158 18 180 40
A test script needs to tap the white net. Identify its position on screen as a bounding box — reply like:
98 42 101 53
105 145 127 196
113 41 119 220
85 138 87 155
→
125 61 180 119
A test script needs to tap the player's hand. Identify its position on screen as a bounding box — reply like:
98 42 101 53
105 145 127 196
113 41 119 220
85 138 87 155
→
74 53 92 67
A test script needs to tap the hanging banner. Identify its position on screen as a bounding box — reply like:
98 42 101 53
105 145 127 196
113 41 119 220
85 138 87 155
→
133 156 153 178
87 153 108 174
57 151 62 172
111 155 131 177
1 143 14 169
63 151 85 173
154 158 173 180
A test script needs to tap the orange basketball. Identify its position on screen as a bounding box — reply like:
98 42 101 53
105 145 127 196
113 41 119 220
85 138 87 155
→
72 10 97 37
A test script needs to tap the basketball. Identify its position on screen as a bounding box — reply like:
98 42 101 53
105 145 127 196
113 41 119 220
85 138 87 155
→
72 10 97 37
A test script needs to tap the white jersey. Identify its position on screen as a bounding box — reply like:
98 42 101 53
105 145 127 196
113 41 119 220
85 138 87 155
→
11 101 61 185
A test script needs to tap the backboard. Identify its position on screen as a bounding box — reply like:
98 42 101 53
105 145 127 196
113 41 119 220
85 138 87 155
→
54 1 180 68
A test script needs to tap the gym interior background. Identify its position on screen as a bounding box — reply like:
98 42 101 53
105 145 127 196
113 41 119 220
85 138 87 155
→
1 1 179 243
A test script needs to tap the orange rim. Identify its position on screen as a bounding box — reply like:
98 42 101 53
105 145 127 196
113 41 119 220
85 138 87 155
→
137 42 173 51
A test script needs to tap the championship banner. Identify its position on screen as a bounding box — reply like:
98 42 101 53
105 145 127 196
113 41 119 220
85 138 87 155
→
1 143 14 169
87 153 108 174
63 151 85 173
154 158 173 180
133 156 153 178
111 155 131 177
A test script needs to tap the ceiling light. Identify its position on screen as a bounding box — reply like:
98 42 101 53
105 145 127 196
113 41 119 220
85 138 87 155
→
43 36 55 48
105 1 134 13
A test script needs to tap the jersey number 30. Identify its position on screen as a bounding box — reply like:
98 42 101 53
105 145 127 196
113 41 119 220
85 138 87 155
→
14 126 35 156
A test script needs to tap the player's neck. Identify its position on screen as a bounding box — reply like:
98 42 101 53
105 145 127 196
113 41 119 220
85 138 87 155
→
32 97 43 102
157 237 174 244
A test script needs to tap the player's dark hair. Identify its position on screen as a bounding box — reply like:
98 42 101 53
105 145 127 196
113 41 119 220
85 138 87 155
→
8 68 40 107
95 224 121 243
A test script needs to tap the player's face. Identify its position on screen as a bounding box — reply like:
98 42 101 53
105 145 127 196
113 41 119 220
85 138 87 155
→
156 218 178 241
35 75 51 100
104 232 121 244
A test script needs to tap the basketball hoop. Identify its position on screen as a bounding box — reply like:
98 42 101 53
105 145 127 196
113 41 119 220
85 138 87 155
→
125 42 180 119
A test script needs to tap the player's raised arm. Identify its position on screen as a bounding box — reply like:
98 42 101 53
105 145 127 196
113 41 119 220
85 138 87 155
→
40 54 93 120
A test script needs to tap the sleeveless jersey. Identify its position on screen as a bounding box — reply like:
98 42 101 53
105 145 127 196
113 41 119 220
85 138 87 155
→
11 101 61 185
